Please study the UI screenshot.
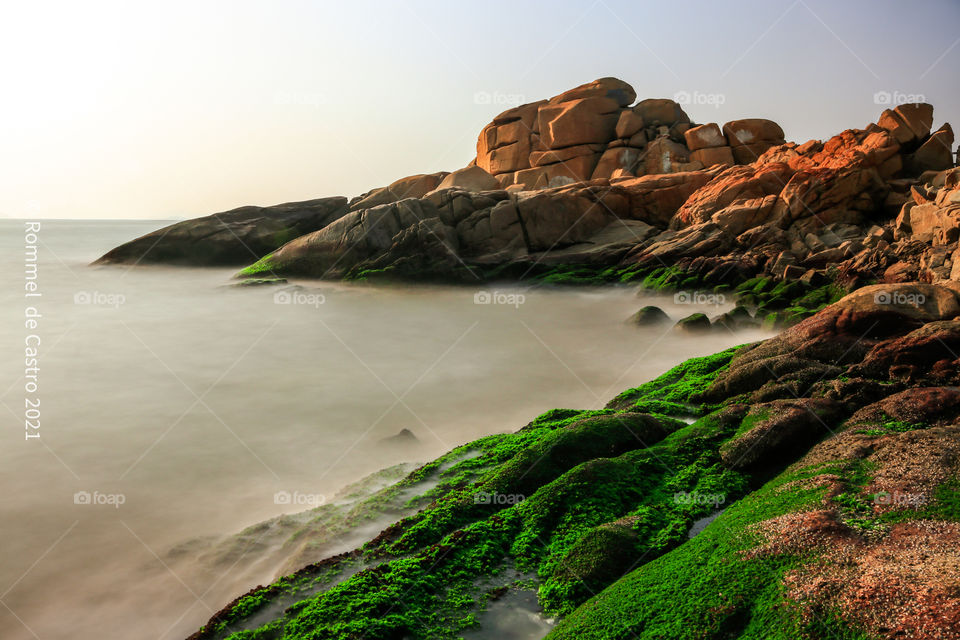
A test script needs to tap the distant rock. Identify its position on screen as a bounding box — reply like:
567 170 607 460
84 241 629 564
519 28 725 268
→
94 197 348 267
379 428 418 445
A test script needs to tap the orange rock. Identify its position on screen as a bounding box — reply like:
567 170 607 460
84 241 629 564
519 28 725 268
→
509 154 602 189
547 77 636 108
633 98 689 127
723 118 786 147
691 146 735 167
476 100 545 175
537 97 622 149
913 124 955 173
614 171 714 226
672 162 793 229
893 102 934 140
614 109 645 139
877 108 917 145
642 137 691 175
731 142 777 164
435 165 501 192
483 139 533 174
591 147 642 180
529 143 605 167
684 123 727 151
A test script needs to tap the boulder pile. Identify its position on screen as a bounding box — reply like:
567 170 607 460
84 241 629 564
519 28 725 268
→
96 76 958 314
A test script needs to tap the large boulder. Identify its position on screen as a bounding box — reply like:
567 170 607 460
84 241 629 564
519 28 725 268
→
633 98 689 127
435 165 500 192
911 123 955 173
536 97 622 149
350 173 448 210
476 100 544 176
684 123 727 151
723 118 786 165
548 77 636 107
877 103 934 144
94 196 349 267
690 146 735 168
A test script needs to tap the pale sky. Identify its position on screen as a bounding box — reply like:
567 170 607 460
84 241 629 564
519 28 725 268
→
1 0 958 219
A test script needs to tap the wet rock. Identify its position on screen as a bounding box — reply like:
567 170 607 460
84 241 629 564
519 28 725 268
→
94 196 349 266
629 305 671 326
720 398 843 469
674 312 711 332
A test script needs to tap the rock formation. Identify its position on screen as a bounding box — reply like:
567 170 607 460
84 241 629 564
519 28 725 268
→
97 77 958 307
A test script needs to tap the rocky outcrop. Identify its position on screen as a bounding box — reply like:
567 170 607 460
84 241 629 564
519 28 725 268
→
94 196 349 266
98 76 957 306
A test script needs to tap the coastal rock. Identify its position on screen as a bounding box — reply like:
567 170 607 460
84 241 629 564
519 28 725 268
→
630 305 670 325
674 312 711 332
684 123 727 151
350 173 448 210
435 165 500 192
99 77 958 301
723 118 786 165
671 163 793 230
536 97 622 149
94 196 349 266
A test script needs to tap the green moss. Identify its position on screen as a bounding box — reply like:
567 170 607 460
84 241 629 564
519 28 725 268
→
545 458 871 640
237 253 278 277
610 346 743 412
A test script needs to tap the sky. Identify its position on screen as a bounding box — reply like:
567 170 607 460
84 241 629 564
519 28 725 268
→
1 0 958 220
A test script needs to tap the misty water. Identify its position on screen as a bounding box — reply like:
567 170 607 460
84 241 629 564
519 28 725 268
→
1 219 773 639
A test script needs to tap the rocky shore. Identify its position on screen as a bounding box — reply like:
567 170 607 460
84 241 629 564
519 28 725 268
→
184 282 960 640
94 78 960 639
